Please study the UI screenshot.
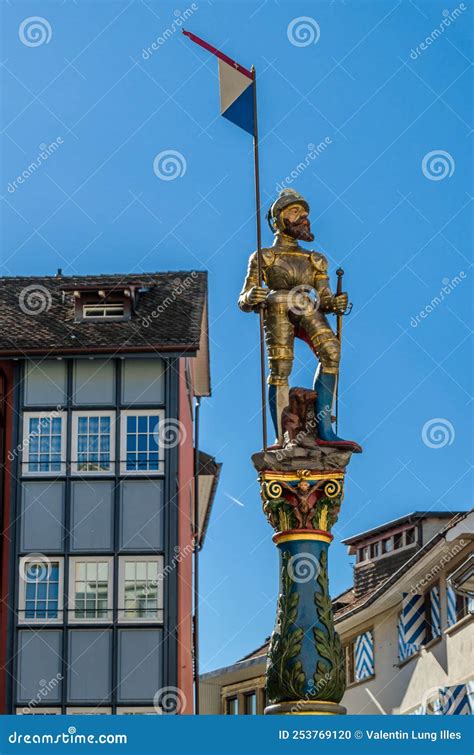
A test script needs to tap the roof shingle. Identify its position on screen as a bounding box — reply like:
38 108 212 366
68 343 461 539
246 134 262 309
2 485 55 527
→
0 271 207 356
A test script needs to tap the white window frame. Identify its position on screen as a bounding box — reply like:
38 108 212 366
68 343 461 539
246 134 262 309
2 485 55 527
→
66 707 112 714
18 556 64 625
71 410 116 475
120 409 165 476
68 556 113 624
82 303 125 320
358 528 418 565
16 708 61 714
22 411 67 476
118 555 164 624
117 707 161 715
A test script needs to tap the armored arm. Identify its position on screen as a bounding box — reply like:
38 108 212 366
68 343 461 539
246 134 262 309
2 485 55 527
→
312 254 348 314
238 252 266 312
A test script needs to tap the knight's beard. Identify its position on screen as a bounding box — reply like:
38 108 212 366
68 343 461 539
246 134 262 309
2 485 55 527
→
283 217 314 242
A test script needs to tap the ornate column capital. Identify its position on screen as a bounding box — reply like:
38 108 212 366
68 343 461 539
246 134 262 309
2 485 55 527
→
259 469 345 536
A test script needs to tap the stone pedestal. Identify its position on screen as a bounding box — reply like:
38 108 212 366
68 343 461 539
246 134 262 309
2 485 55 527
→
253 453 353 716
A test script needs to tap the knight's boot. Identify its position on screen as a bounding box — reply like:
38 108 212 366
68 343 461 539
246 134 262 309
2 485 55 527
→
314 370 362 453
268 382 289 447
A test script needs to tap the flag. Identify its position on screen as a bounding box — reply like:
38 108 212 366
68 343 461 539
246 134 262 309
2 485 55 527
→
183 30 255 135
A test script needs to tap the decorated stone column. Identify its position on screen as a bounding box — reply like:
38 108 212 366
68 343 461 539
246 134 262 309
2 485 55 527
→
256 467 347 715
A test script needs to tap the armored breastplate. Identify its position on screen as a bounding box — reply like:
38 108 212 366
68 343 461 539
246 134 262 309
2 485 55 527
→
263 251 315 291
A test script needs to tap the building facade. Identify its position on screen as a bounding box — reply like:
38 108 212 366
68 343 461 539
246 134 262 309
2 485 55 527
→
0 272 220 714
200 510 474 715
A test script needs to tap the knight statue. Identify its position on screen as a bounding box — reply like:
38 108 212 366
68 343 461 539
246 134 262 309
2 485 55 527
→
238 188 361 453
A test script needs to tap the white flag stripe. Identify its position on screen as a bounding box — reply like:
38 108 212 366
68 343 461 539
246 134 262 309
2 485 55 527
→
218 59 253 115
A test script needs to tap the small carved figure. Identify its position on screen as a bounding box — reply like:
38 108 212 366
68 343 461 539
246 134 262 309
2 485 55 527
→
278 478 317 530
281 387 317 448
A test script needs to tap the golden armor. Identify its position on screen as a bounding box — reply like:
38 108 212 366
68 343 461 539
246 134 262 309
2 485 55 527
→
238 190 347 442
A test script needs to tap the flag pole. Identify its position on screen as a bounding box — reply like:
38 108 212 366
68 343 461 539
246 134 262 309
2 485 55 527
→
250 65 268 451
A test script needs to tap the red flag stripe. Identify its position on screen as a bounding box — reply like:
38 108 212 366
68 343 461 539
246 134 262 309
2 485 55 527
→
182 29 253 80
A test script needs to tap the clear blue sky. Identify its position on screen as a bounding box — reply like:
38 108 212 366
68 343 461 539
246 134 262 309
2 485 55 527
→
1 0 472 673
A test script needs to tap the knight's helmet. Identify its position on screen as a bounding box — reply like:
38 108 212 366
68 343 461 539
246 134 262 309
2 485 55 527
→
266 188 310 233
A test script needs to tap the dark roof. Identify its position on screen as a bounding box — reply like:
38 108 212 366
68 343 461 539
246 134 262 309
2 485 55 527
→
335 510 472 621
341 510 463 546
0 272 207 356
197 450 222 548
237 638 271 663
198 450 220 478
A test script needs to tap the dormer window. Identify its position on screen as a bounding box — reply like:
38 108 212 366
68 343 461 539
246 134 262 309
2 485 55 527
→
356 526 418 563
64 285 139 323
83 303 125 320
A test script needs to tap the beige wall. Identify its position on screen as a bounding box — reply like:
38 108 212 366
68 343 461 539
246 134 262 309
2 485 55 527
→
340 606 399 715
200 681 223 715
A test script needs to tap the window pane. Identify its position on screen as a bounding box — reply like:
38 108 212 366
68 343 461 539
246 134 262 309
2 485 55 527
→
124 414 163 472
226 698 238 715
244 693 257 715
29 418 39 434
393 533 403 549
23 560 60 619
382 538 393 553
73 561 109 620
405 528 415 545
75 415 112 472
121 559 161 620
51 417 62 433
27 416 63 473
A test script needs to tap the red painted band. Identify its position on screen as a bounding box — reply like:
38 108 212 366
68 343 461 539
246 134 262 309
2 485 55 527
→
182 29 253 80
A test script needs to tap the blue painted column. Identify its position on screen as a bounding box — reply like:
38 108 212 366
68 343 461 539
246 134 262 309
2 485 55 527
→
260 470 346 715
